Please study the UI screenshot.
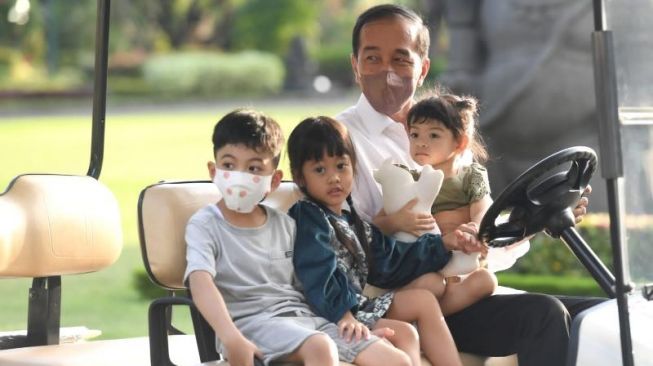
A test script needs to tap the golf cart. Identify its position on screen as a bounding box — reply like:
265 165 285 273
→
477 1 653 364
564 1 653 364
1 0 652 365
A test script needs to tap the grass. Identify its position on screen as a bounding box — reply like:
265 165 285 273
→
0 99 609 340
496 272 606 297
0 100 349 252
0 246 177 340
0 99 348 339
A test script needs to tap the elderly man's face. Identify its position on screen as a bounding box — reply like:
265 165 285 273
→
351 17 430 121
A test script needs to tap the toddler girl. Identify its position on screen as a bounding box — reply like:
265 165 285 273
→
404 93 497 313
408 93 491 235
287 116 485 366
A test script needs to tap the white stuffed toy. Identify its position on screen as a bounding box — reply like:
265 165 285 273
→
373 158 480 277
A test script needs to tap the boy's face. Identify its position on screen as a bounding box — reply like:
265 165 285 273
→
209 143 282 192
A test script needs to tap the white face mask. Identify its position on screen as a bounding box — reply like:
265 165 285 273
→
213 169 273 213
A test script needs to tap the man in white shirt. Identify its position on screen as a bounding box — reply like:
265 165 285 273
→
336 4 603 366
337 95 417 223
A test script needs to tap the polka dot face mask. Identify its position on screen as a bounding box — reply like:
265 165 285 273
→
214 169 273 213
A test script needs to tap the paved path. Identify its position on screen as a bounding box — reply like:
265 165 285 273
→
0 91 357 119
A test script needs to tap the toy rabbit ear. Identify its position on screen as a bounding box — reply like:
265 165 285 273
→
374 158 396 182
431 169 445 196
416 165 444 196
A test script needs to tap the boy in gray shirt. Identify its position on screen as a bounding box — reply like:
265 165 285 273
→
184 109 412 366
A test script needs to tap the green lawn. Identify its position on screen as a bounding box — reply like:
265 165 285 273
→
0 101 349 251
0 100 348 339
496 272 605 297
0 246 172 340
0 100 608 340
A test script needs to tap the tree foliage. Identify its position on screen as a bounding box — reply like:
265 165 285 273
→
1 0 442 90
231 0 318 55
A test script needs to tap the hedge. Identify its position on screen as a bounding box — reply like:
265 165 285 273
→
142 51 285 97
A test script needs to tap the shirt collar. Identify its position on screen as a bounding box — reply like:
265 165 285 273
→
355 94 405 136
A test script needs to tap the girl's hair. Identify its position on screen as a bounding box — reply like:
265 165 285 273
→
407 92 489 164
287 116 372 271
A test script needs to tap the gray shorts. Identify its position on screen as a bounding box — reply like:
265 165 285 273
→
233 312 379 365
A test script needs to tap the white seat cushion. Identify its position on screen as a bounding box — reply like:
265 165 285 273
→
0 174 122 277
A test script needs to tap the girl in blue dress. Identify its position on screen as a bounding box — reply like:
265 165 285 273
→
287 116 486 366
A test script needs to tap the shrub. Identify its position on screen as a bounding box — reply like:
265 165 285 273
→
424 55 447 86
132 268 167 300
0 63 86 92
507 214 613 277
108 75 153 96
497 212 653 296
0 47 12 81
314 44 354 88
142 51 285 97
496 273 605 297
232 0 318 56
617 214 653 283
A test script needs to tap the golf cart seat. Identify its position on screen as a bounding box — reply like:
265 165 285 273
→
0 174 122 277
138 180 517 366
0 174 115 357
0 174 210 366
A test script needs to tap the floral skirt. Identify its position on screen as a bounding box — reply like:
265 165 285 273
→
354 291 395 328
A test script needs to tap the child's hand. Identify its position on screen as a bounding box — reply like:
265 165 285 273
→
387 198 437 236
223 334 263 366
338 312 370 342
443 222 487 255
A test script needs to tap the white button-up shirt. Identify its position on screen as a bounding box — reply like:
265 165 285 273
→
336 94 418 222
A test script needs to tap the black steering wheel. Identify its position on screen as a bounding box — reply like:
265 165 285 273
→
479 146 597 248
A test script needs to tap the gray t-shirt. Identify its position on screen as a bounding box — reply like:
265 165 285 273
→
184 204 313 321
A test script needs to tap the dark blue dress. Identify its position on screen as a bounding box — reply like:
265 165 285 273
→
289 199 452 327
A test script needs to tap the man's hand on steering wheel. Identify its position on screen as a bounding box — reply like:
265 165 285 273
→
573 186 592 224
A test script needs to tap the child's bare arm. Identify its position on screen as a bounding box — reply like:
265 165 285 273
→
373 198 436 236
469 194 493 225
189 271 262 366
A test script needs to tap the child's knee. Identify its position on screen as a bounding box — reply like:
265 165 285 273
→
408 288 443 316
357 341 412 366
471 268 498 295
391 320 420 345
386 349 412 366
303 334 338 361
411 272 446 297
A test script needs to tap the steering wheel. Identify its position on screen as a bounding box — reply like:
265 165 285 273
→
479 146 597 247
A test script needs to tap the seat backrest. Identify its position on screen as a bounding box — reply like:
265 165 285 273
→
0 174 122 277
138 180 303 290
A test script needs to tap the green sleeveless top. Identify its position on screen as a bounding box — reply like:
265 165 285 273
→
431 162 490 214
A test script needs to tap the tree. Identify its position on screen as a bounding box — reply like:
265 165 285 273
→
231 0 318 56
